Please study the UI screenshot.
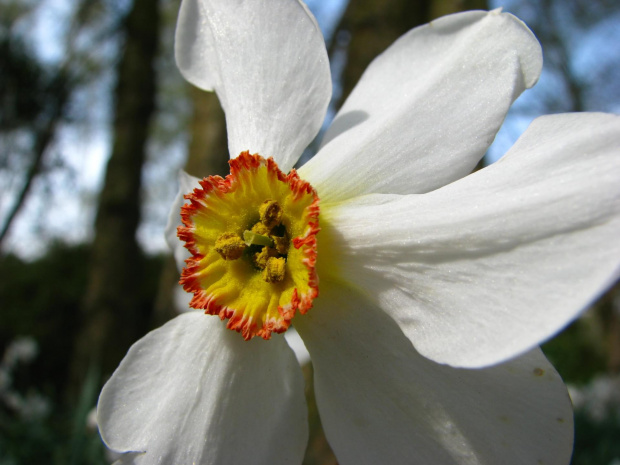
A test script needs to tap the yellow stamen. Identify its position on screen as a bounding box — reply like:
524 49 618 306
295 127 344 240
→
259 199 283 229
214 233 246 260
254 246 278 270
271 234 289 255
263 256 286 283
251 221 270 236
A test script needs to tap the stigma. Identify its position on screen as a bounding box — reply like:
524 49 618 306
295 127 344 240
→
177 152 319 340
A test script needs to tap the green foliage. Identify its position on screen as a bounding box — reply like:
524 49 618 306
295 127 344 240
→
541 301 620 464
0 243 89 396
0 242 165 464
542 312 608 386
0 403 108 465
573 410 620 465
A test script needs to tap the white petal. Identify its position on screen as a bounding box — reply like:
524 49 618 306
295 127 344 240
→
300 10 541 201
164 171 200 273
175 0 331 172
173 285 192 313
97 312 307 465
295 284 573 465
322 112 620 367
284 327 311 366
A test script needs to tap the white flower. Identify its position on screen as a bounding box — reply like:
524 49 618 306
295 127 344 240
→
2 336 38 367
97 1 620 464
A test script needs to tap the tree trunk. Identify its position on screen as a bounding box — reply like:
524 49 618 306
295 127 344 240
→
71 0 160 393
0 74 68 248
185 87 229 178
151 86 229 326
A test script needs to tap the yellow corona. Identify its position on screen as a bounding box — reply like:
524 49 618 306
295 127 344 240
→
177 151 319 340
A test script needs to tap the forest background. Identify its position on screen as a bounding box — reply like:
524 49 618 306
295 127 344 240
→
1 0 619 463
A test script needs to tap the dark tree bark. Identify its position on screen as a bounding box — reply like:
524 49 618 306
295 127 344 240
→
0 75 68 247
71 0 160 392
151 86 229 327
0 35 71 249
185 87 229 178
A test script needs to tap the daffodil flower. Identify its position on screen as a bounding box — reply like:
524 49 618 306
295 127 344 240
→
97 1 620 464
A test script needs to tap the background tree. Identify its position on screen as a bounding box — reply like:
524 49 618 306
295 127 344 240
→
0 0 107 250
70 0 161 394
152 88 229 327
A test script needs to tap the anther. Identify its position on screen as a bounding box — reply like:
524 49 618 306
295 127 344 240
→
215 233 246 260
262 256 286 283
251 221 270 236
259 200 283 229
254 246 278 269
272 234 289 255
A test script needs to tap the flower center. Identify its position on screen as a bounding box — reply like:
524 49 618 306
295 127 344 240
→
177 151 319 340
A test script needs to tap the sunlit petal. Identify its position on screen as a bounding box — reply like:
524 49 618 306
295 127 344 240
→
164 171 200 272
175 0 331 171
98 312 308 465
301 10 541 201
322 113 620 367
296 283 573 465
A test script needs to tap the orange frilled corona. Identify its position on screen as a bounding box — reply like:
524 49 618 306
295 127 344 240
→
177 152 319 340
